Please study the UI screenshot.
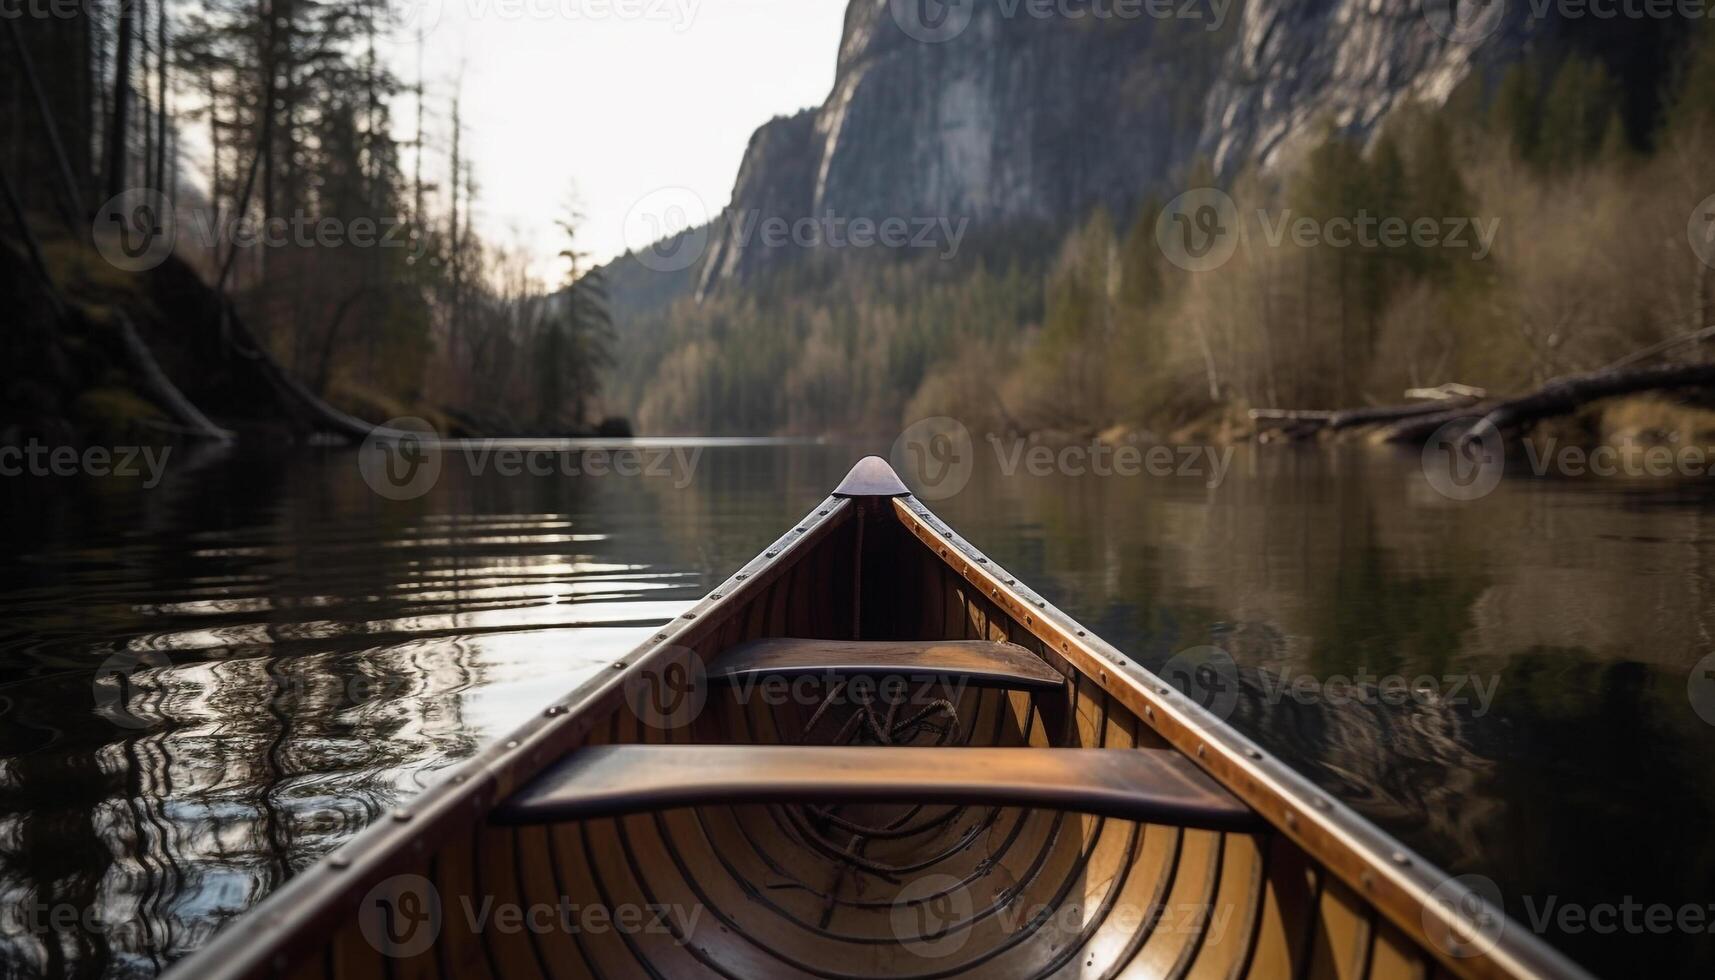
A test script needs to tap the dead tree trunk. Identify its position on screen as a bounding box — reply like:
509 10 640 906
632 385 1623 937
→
104 0 137 200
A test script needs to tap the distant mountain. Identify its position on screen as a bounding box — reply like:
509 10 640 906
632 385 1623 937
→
674 0 1540 292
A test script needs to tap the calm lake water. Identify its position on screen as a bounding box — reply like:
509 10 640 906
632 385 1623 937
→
1 441 1712 978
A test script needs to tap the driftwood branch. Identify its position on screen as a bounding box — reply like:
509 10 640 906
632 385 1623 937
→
1251 396 1477 437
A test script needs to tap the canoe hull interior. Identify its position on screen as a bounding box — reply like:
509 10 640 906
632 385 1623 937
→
176 471 1588 980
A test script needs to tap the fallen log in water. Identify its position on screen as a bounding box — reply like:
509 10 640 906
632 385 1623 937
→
1259 359 1715 445
1251 396 1478 439
1458 362 1715 446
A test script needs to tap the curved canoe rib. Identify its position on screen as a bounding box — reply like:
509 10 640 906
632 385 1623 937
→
492 745 1263 830
709 637 1065 690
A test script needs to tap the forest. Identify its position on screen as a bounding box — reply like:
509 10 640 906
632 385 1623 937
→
2 0 617 442
609 27 1715 441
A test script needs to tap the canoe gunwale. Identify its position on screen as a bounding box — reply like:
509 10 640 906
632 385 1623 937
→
887 494 1592 980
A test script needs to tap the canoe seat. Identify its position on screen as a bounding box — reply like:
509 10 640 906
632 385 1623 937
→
709 638 1064 690
492 745 1260 831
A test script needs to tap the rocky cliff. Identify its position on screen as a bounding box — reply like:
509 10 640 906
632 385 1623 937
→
692 0 1538 294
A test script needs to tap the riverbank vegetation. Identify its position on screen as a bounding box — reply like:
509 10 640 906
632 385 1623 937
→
2 4 615 442
612 26 1715 442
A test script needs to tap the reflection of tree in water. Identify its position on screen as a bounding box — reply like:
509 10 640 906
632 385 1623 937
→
0 636 485 977
0 453 497 977
1232 661 1498 854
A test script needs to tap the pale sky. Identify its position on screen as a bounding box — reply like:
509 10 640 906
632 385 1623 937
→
401 0 849 279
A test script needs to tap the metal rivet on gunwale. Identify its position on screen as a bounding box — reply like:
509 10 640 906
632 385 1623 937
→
1246 748 1262 759
1005 578 1016 585
1076 630 1086 637
682 612 695 619
1196 744 1206 758
391 809 412 822
736 573 748 580
796 527 806 533
613 662 627 669
1391 852 1412 867
977 557 988 563
818 510 828 516
328 854 350 869
1311 797 1331 810
711 593 721 599
545 704 567 716
765 551 778 558
506 740 519 748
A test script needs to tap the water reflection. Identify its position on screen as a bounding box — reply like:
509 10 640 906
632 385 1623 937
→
0 442 1710 976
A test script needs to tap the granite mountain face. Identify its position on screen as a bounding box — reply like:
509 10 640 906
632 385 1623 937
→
679 0 1537 296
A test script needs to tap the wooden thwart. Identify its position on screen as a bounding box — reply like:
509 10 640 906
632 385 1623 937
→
492 745 1262 830
709 637 1065 690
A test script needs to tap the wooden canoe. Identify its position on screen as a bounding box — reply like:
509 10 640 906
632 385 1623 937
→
168 457 1591 980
